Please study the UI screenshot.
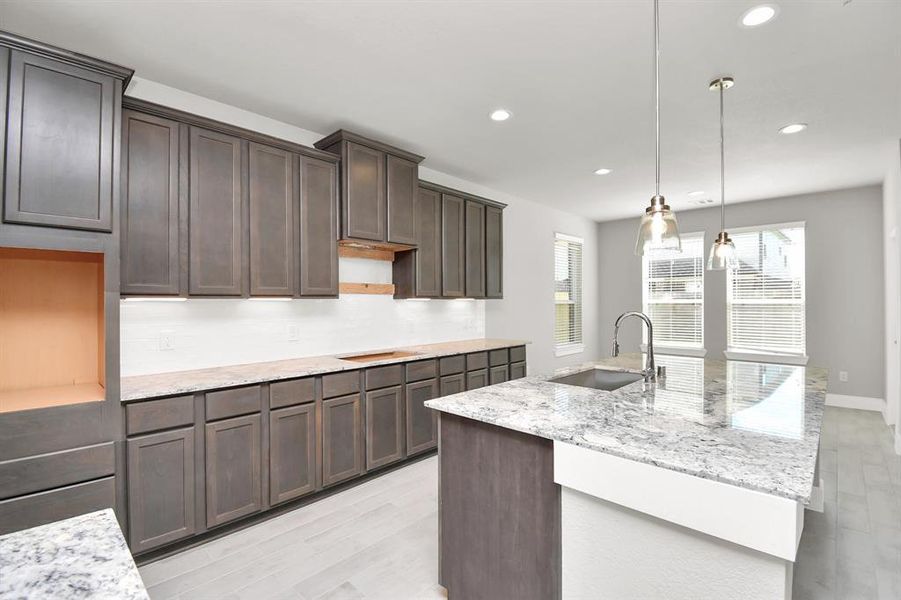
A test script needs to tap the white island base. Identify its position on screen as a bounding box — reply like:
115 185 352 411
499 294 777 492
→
556 441 810 600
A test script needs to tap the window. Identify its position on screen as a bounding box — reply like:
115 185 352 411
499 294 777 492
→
642 232 705 352
554 233 583 355
727 222 806 360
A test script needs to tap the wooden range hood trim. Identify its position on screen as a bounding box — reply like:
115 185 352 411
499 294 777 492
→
338 282 395 295
337 239 415 262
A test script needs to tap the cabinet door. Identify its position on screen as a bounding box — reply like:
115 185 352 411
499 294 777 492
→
489 365 508 385
127 428 195 553
322 393 363 487
205 414 261 527
4 51 116 231
365 386 404 470
189 126 243 296
466 369 488 391
344 141 385 241
441 194 465 297
299 156 339 296
415 187 442 297
248 142 294 296
121 110 180 295
440 373 465 397
485 205 503 298
386 154 417 245
406 379 438 456
269 404 317 505
465 200 486 298
509 361 527 380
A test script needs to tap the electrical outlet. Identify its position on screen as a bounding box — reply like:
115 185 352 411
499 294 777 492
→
158 330 175 351
287 324 300 342
839 371 848 382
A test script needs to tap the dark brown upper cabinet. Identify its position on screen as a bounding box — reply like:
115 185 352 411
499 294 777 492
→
248 142 295 296
298 155 339 297
2 34 132 232
393 185 442 299
465 200 486 298
121 110 181 295
386 155 417 245
189 126 243 296
441 194 466 297
315 130 424 245
485 205 503 298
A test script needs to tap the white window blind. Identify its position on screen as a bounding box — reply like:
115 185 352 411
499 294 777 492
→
727 223 806 356
641 232 705 349
555 233 583 354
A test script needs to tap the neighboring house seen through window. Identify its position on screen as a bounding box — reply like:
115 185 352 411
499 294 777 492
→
554 233 583 356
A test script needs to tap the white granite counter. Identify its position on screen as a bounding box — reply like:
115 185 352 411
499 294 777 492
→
425 353 827 503
121 338 527 401
0 509 148 600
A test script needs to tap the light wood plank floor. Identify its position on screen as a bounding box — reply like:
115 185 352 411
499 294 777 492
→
139 407 900 600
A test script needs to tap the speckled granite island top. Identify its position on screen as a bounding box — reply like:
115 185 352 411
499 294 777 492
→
425 353 827 503
121 338 527 401
0 509 148 600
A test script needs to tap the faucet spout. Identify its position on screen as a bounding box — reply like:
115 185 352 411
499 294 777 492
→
612 311 661 382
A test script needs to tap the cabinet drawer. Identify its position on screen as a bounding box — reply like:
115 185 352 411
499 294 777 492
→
489 348 509 367
510 345 527 363
127 395 195 435
466 352 488 371
0 477 115 536
0 442 115 500
365 364 403 390
406 359 437 383
270 378 316 409
439 355 465 375
205 386 261 421
322 371 360 399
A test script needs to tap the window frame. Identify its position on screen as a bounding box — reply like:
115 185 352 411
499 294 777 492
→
554 232 584 357
724 221 808 365
641 231 706 357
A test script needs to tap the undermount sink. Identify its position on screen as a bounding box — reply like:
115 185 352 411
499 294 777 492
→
340 350 421 363
549 368 644 391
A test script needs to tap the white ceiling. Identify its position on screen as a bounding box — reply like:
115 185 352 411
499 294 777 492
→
1 0 899 222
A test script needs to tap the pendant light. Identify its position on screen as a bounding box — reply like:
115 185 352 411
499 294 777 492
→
635 0 682 256
707 76 737 270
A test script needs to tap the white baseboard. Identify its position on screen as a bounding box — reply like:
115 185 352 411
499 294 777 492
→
825 394 885 412
895 430 901 455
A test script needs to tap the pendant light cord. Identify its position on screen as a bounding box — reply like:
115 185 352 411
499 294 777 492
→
654 0 660 197
719 82 725 233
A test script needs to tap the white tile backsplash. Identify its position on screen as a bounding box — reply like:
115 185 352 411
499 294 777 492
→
121 259 485 376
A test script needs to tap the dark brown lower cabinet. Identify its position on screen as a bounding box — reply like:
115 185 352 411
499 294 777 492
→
205 414 262 528
406 379 438 456
322 394 364 487
439 373 465 397
489 365 508 385
269 404 317 505
365 386 405 470
466 369 488 391
510 361 527 380
127 428 196 553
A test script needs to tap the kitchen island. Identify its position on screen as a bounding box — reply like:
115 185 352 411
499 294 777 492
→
425 353 827 600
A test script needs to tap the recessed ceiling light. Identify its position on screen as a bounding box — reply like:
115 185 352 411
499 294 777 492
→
778 123 807 135
594 168 612 175
687 190 705 197
489 109 512 121
741 5 778 27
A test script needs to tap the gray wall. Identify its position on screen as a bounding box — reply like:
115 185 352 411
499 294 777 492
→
597 185 885 399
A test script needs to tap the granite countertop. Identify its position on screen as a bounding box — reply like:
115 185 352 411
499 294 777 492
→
120 338 527 401
425 353 827 503
0 509 148 600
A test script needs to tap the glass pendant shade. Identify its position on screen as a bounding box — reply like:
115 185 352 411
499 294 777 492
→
707 232 736 270
635 195 682 256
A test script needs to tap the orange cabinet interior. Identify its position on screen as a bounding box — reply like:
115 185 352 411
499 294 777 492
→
0 247 105 413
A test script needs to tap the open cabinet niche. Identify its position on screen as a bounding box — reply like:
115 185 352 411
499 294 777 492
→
0 247 105 413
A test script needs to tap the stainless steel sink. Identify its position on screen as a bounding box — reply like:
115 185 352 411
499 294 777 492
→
549 368 644 391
